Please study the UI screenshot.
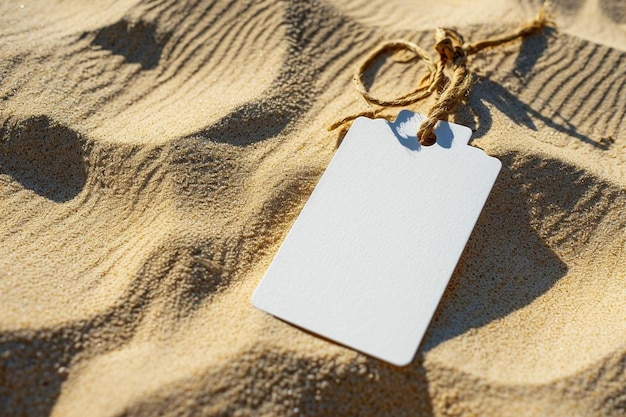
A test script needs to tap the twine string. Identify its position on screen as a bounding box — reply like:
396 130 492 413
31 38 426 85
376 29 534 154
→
330 5 554 146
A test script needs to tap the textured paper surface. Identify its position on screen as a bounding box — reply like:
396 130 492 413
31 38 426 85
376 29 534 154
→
252 111 501 366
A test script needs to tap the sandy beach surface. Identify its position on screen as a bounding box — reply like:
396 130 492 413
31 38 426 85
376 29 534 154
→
1 0 625 416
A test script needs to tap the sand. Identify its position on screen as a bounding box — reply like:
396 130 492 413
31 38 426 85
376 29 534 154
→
0 0 625 416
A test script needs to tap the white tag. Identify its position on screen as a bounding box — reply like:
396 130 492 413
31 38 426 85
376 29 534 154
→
252 110 501 366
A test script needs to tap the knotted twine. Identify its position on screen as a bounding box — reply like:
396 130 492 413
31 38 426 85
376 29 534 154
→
330 5 555 146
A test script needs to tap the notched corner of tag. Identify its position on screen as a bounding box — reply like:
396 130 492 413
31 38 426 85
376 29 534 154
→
464 141 503 171
351 114 376 125
357 114 394 129
345 114 387 137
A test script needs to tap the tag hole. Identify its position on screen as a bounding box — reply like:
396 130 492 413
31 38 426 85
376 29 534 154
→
420 135 437 146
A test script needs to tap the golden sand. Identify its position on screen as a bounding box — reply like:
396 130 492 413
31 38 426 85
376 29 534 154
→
1 1 625 416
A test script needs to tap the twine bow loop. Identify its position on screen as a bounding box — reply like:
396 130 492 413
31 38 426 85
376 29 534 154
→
330 4 554 146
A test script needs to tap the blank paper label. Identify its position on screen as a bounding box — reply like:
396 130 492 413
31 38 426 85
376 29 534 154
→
252 111 501 366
